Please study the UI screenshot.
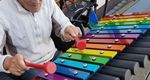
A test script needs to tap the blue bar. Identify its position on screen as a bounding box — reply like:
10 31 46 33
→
56 65 90 80
54 58 100 73
87 29 147 34
92 25 150 30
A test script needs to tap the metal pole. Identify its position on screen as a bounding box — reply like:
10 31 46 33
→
103 0 108 17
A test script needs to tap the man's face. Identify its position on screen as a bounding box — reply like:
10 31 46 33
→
18 0 42 13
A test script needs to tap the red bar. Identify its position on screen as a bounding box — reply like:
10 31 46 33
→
84 39 133 45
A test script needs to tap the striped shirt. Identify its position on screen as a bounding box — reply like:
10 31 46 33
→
0 0 72 72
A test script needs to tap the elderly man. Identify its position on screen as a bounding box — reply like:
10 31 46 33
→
0 0 82 80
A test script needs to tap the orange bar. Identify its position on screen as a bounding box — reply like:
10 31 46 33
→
102 12 150 20
84 39 133 45
102 14 150 21
85 43 126 52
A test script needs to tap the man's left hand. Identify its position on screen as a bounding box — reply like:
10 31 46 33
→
63 25 82 41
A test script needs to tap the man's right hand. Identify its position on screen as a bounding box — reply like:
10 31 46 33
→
3 54 29 76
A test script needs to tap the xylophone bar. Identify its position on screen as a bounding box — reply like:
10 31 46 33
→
98 20 150 26
100 18 150 26
109 12 150 16
101 14 150 21
101 17 145 23
102 12 150 20
37 72 74 80
91 25 150 30
61 52 110 65
56 65 90 80
101 17 150 23
67 48 117 58
84 38 133 45
54 58 100 73
85 43 126 52
87 29 147 34
84 34 140 39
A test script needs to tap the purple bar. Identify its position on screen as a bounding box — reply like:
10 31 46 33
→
37 72 74 80
83 34 140 39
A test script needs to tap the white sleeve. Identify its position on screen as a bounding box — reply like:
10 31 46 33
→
51 0 74 35
0 22 10 73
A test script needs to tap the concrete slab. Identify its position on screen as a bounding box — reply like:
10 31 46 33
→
125 0 150 13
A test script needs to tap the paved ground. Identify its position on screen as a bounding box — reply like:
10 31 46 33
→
125 0 150 13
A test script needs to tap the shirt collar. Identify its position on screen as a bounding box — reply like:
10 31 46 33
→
14 0 29 13
14 0 45 14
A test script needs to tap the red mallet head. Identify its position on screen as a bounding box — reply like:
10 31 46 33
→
25 61 56 74
72 36 86 50
76 40 86 50
43 62 56 74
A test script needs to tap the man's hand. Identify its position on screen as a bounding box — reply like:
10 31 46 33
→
63 25 82 41
3 54 29 76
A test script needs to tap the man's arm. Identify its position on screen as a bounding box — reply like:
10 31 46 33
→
0 23 11 73
0 21 28 76
51 0 73 34
51 0 82 41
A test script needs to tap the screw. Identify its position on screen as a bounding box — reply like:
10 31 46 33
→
121 34 125 37
101 27 104 30
92 57 96 61
61 59 65 63
107 45 112 48
127 29 131 33
73 71 78 75
144 16 148 19
92 34 95 37
44 73 48 77
68 54 72 57
133 25 138 28
140 20 143 23
115 39 119 42
96 30 100 33
86 38 90 41
83 63 88 68
100 51 104 54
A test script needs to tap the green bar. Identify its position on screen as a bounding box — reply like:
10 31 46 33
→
60 52 110 65
98 20 150 26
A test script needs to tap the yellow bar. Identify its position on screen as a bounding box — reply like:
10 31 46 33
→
67 48 117 58
100 17 144 23
146 17 150 20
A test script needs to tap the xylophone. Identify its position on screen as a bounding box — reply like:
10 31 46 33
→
33 12 150 80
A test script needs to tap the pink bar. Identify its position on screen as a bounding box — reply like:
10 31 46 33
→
83 34 140 39
37 72 74 80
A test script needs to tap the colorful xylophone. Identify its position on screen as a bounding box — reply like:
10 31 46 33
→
33 11 150 80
